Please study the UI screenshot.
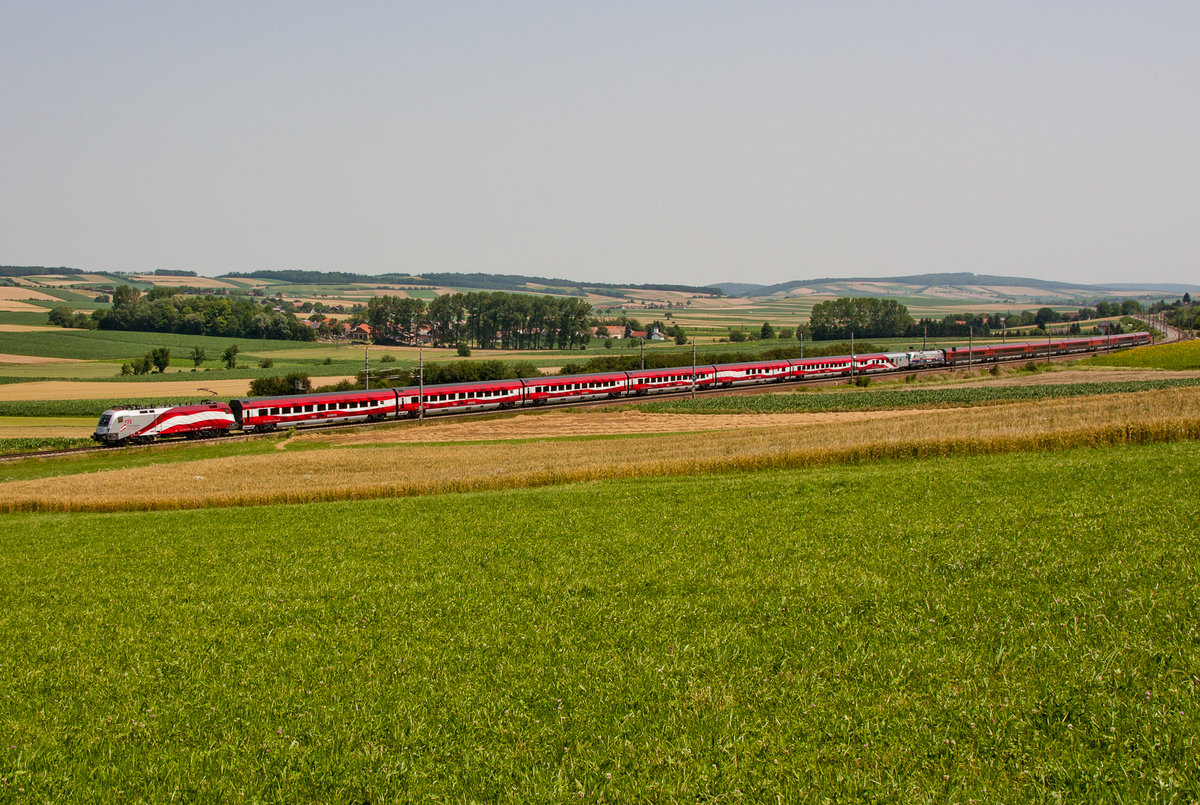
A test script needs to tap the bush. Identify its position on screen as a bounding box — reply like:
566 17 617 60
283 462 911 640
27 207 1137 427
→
150 348 171 373
456 343 471 357
259 358 274 369
379 354 396 363
249 373 312 397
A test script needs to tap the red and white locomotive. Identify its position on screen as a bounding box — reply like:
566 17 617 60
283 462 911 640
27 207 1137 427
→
93 332 1152 444
92 402 237 445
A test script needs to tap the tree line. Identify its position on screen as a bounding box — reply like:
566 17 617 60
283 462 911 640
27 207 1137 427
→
808 297 1149 340
1151 293 1195 332
66 287 316 341
365 292 595 350
808 298 915 339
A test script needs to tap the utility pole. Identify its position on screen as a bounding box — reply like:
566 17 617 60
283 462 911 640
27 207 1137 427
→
968 327 973 370
640 337 645 370
418 347 424 422
799 332 804 360
922 324 927 351
364 346 369 391
691 340 696 399
1047 331 1052 365
850 332 856 379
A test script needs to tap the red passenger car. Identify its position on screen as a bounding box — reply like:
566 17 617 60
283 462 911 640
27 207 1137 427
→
522 372 630 404
626 367 715 395
230 389 401 431
409 379 525 415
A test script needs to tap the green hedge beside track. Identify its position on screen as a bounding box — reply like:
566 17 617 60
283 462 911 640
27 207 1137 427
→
0 437 93 454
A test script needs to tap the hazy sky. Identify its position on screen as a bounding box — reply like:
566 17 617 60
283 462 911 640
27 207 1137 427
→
3 2 1197 286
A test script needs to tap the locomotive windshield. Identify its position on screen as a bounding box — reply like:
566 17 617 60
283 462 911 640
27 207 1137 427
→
98 413 111 426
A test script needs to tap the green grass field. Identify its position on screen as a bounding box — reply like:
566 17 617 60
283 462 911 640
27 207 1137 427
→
1081 340 1200 371
0 329 323 361
1 442 1196 801
0 312 56 327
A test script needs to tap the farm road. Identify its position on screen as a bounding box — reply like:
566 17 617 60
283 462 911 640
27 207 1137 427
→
0 376 356 401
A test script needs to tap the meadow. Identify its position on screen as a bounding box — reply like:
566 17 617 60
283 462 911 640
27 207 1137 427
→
3 385 1199 511
0 442 1196 801
0 328 319 362
1081 339 1200 371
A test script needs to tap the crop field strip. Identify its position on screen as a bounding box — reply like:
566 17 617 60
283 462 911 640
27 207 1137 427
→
3 386 1199 512
0 441 1195 800
631 377 1200 414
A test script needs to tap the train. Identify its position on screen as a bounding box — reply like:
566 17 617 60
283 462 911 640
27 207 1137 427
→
92 331 1152 445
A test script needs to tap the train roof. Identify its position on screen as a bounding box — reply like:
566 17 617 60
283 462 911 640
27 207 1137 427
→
524 371 630 383
231 388 400 406
396 378 529 394
102 401 230 414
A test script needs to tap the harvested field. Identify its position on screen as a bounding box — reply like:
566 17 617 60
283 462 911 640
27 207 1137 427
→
0 287 60 302
26 274 111 284
0 301 44 312
130 275 235 288
0 416 95 439
0 324 62 332
4 387 1198 512
0 375 355 400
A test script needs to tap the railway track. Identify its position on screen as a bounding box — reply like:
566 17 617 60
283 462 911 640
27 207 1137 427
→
0 337 1169 464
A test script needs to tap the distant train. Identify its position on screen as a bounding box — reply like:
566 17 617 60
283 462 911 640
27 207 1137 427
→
92 332 1152 445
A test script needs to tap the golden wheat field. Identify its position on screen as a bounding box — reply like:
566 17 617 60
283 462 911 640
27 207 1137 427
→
3 387 1198 513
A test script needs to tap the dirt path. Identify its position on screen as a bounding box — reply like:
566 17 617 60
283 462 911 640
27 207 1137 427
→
0 376 356 401
0 353 84 365
0 416 96 438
